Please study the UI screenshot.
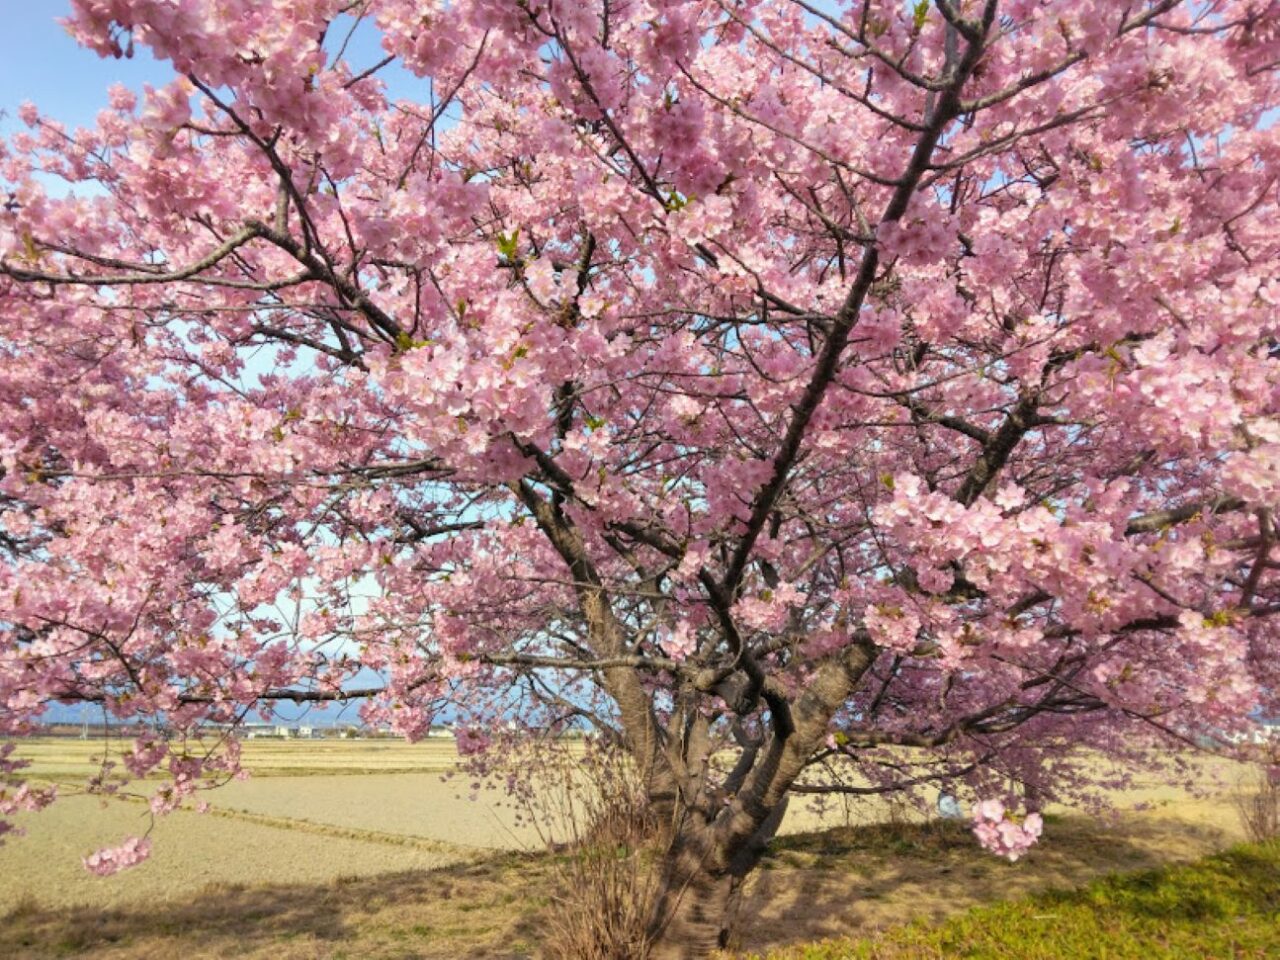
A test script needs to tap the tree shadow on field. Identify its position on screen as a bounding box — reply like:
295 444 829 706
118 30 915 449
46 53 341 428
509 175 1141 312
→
732 812 1239 954
0 813 1239 960
0 851 555 960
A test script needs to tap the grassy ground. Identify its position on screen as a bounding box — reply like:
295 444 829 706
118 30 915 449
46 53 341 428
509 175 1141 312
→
730 806 1243 953
0 811 1260 959
0 737 1267 957
752 840 1280 959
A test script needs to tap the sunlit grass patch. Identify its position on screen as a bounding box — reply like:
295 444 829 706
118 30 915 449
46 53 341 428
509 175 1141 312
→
755 840 1280 959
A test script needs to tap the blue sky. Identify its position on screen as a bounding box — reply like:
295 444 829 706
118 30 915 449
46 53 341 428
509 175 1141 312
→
0 5 420 138
8 5 1274 135
0 5 168 135
0 7 426 727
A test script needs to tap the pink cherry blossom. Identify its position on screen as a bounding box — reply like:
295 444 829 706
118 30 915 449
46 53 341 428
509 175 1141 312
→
455 727 493 756
973 801 1043 862
82 836 152 877
2 1 1280 945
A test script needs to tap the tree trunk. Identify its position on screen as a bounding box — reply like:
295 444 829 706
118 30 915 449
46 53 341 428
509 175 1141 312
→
647 800 787 959
649 852 738 959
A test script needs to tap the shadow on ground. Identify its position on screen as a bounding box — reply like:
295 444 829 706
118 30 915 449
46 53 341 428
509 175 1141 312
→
2 851 553 960
0 813 1237 959
733 812 1237 954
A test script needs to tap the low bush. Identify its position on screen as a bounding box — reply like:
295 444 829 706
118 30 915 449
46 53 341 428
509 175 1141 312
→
1233 765 1280 844
530 748 664 960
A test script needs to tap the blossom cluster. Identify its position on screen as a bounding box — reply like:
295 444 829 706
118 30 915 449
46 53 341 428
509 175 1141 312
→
972 800 1044 863
82 836 153 877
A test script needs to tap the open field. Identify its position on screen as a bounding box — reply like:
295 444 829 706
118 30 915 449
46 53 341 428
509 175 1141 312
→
6 736 468 779
0 736 1269 957
0 813 1264 959
1 737 526 911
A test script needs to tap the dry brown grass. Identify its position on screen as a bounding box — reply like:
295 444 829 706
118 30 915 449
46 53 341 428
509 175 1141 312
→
6 736 470 780
0 793 479 913
0 852 553 960
0 806 1248 960
0 739 1259 958
726 805 1240 955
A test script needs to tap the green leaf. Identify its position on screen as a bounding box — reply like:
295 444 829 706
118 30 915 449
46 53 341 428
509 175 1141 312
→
20 230 39 263
1204 608 1238 628
663 191 691 212
913 0 929 30
496 229 520 261
394 331 431 352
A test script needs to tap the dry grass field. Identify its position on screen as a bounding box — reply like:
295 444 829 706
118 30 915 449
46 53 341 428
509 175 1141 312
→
7 736 466 779
1 737 524 911
0 735 1265 958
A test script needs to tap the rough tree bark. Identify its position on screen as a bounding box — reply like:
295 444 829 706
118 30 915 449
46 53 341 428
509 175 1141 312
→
648 800 788 958
645 638 880 957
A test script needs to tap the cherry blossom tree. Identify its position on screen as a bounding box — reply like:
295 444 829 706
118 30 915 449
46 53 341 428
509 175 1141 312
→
3 0 1280 954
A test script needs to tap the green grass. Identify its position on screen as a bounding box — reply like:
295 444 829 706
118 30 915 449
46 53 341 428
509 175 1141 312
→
757 841 1280 959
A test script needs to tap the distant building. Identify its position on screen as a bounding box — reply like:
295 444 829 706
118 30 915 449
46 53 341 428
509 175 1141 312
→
1222 719 1280 746
243 723 285 739
1252 720 1280 744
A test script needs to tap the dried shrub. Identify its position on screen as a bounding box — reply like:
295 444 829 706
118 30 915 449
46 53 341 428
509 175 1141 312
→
1234 764 1280 844
532 746 666 960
